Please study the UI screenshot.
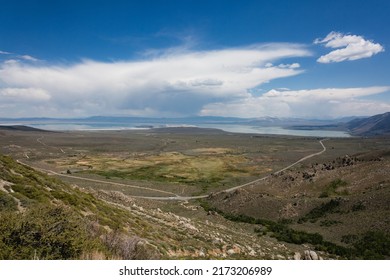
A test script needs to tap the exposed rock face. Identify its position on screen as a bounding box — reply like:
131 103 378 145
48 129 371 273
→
227 249 236 255
309 250 319 260
304 250 319 260
294 250 321 260
95 190 134 205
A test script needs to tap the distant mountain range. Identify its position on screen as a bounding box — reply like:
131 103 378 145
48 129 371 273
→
1 112 389 136
285 112 390 136
346 112 390 136
0 115 357 127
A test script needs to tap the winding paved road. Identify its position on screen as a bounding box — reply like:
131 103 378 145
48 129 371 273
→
20 138 328 201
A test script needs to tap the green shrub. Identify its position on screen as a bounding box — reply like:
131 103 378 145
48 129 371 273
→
0 205 102 259
299 199 341 223
320 219 342 227
341 234 359 244
0 191 18 211
199 200 389 259
351 201 366 212
353 231 390 259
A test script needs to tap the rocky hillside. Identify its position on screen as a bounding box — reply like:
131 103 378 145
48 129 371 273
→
206 149 390 259
1 153 321 260
347 112 390 136
0 153 160 260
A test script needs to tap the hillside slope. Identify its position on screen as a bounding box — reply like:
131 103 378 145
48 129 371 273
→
347 112 390 136
0 154 159 259
206 148 390 259
1 153 306 260
0 125 49 132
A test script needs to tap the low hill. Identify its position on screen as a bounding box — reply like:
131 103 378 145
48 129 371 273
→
347 112 390 136
0 125 48 132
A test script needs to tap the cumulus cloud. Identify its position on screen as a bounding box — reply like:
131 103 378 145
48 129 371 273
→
0 44 310 117
315 32 384 63
201 86 390 118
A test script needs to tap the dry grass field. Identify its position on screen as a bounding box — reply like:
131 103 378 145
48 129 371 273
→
0 128 323 195
1 127 389 259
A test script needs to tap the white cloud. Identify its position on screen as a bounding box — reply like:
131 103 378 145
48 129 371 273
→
201 86 390 118
4 43 388 119
315 32 384 63
0 87 51 102
277 63 300 69
19 55 40 62
0 50 12 55
0 44 311 117
262 86 390 100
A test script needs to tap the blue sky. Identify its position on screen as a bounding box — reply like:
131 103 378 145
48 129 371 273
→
1 0 390 118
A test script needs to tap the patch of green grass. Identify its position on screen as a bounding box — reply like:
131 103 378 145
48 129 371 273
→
11 183 50 203
0 191 18 211
89 165 226 192
319 179 348 198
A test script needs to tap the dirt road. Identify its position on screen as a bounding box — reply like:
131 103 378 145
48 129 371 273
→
19 138 328 201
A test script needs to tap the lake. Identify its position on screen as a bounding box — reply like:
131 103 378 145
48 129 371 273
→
20 121 351 138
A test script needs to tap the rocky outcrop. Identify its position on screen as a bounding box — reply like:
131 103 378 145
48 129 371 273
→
294 250 323 260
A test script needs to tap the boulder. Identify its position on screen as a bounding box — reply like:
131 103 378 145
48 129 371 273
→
304 250 319 260
309 250 319 260
294 252 301 260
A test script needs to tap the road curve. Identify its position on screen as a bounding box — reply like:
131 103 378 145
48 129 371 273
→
18 139 328 201
16 160 179 197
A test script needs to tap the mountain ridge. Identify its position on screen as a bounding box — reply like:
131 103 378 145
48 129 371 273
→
2 112 389 136
347 112 390 136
